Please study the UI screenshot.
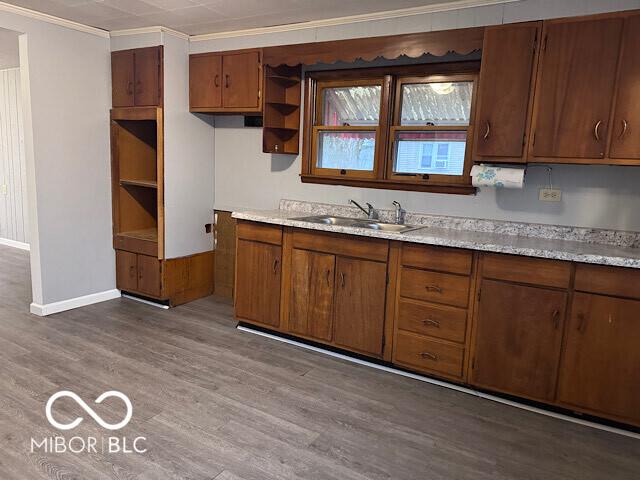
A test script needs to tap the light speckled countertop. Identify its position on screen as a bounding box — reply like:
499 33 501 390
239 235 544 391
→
232 200 640 269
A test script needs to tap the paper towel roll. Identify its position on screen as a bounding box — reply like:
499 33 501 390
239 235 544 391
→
471 164 525 189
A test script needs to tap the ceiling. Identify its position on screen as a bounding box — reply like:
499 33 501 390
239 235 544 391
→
3 0 473 36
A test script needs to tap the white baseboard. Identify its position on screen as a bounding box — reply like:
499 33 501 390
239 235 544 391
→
0 238 30 251
30 289 121 316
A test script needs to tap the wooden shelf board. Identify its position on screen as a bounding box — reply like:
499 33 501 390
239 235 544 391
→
266 101 300 113
120 179 158 189
117 228 158 243
264 126 298 133
266 75 300 87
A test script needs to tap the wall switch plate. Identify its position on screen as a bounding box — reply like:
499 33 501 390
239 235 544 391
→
539 188 562 202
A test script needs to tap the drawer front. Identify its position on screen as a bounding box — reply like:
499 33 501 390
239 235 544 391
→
402 243 473 275
237 221 282 245
394 331 464 379
574 264 640 300
481 253 571 289
397 299 467 343
114 234 157 257
400 268 470 308
292 229 388 262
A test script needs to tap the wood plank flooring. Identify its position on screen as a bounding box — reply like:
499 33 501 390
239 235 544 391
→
0 244 639 479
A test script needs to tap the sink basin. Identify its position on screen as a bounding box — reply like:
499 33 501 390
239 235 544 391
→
291 215 424 233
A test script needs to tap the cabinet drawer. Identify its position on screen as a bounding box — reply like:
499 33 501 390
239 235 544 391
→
237 221 282 245
574 264 640 300
397 299 467 343
481 253 571 289
292 229 388 262
402 244 472 275
394 331 464 379
400 268 470 308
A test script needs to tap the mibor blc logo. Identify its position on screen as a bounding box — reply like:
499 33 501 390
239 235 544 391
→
31 390 147 454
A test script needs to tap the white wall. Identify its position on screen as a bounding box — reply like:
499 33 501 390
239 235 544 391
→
194 0 640 232
0 67 28 244
0 12 114 308
0 27 19 68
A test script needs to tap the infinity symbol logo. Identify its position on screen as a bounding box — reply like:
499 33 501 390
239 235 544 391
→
45 391 133 431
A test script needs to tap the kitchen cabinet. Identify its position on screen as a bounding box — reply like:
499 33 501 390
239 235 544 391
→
111 46 163 108
334 257 387 356
473 22 541 162
137 254 162 297
189 49 262 113
116 250 138 292
115 251 161 298
289 248 335 341
608 14 640 161
558 292 640 425
471 279 567 401
530 17 623 161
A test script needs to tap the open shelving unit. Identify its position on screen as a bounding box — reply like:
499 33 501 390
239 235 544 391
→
110 107 163 258
263 64 302 154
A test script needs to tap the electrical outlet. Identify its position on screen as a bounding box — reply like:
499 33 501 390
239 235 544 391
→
539 188 562 202
0 184 7 195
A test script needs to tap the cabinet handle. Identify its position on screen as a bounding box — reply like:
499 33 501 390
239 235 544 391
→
214 74 220 88
129 265 136 277
340 272 345 288
483 121 491 140
552 309 560 330
127 81 133 95
618 119 628 140
225 74 230 88
423 318 440 328
272 258 279 274
135 80 142 95
576 312 587 333
594 120 602 142
326 269 331 287
425 284 442 293
420 352 438 361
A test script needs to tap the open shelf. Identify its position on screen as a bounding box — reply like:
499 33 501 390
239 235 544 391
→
266 75 300 87
263 65 302 155
118 228 158 243
266 101 300 114
120 179 158 189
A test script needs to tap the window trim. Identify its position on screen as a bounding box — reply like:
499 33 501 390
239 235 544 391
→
301 62 480 195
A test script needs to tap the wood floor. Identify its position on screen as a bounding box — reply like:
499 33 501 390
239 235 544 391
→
1 244 639 480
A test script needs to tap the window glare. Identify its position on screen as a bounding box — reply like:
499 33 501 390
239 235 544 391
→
323 86 381 126
400 81 473 126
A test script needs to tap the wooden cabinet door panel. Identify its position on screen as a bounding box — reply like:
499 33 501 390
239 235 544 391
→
558 293 640 423
112 50 135 108
235 239 281 327
474 22 540 160
471 279 567 401
137 254 162 297
190 54 222 109
222 52 260 109
289 249 335 341
532 18 623 159
609 15 640 160
134 47 161 107
116 250 138 291
334 257 386 356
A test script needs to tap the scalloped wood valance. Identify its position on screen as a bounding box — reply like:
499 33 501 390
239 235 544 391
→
263 26 484 67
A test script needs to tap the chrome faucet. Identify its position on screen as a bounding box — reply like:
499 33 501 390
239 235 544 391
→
349 199 378 219
392 201 406 225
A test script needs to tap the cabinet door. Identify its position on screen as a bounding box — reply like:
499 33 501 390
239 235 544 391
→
289 249 335 341
235 239 281 327
608 15 640 160
111 50 135 107
222 51 261 109
471 279 567 401
116 250 138 291
137 254 162 297
334 257 386 356
531 18 623 160
134 47 161 107
558 293 640 424
474 22 540 161
189 54 222 109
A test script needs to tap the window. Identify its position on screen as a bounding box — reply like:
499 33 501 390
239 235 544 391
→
302 66 478 194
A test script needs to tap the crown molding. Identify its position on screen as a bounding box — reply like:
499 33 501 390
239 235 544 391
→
190 0 516 42
0 1 109 38
110 26 189 40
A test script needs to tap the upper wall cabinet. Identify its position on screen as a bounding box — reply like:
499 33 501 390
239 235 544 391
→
112 46 163 108
473 22 541 163
189 49 263 113
529 16 624 163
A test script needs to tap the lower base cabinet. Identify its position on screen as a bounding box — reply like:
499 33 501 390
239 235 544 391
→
116 250 161 297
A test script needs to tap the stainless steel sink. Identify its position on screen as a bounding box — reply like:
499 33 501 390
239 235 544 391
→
292 215 424 233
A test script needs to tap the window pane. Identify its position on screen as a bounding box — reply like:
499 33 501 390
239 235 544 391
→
322 86 381 126
400 81 473 126
317 131 376 171
393 131 467 175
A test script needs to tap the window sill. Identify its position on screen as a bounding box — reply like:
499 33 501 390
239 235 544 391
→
300 175 477 195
